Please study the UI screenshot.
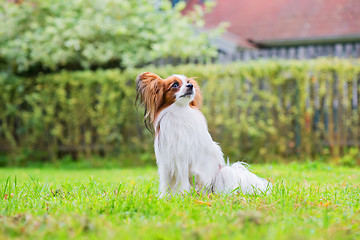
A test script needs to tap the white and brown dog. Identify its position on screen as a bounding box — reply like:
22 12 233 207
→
136 72 271 197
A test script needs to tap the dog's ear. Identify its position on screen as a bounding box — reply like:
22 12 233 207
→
136 72 164 131
189 78 203 109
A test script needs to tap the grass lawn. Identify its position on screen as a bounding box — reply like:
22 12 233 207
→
1 162 359 239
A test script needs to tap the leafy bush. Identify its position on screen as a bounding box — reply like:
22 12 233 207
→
0 59 360 166
0 0 217 74
339 148 359 167
0 69 150 165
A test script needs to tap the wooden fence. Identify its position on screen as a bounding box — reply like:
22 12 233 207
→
218 42 360 63
252 71 360 157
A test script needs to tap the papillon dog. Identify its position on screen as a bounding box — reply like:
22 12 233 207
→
136 72 271 197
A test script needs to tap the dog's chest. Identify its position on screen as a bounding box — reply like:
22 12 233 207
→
155 105 212 157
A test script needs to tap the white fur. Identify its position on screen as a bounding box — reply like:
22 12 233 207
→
153 77 271 197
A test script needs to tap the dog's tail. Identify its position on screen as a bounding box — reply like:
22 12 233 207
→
213 162 272 194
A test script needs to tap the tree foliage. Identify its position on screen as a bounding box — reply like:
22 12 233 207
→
0 0 217 74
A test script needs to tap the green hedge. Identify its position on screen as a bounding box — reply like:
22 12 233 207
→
1 59 360 166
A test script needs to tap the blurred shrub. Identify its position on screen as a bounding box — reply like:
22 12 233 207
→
339 148 359 167
0 0 217 74
0 59 360 166
0 69 152 166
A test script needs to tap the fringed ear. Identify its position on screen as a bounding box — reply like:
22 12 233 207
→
189 78 203 109
136 72 164 132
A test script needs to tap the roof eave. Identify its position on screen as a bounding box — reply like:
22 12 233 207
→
255 34 360 47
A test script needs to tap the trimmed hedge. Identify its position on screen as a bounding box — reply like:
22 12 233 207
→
1 59 360 166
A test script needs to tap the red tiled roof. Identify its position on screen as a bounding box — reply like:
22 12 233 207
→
186 0 360 47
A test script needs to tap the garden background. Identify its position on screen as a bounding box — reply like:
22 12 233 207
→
1 0 359 167
1 1 360 239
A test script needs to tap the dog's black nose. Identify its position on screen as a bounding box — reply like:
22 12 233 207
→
186 83 193 90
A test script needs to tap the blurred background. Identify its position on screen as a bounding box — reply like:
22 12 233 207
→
0 0 359 167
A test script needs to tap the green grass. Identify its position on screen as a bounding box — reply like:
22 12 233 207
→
1 162 360 240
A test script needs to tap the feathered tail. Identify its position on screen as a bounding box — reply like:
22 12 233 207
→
214 162 272 194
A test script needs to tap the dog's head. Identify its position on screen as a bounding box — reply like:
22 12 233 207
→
136 72 202 130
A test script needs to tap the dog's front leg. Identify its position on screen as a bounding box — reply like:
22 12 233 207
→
177 179 191 195
158 166 191 197
175 170 191 195
158 164 172 198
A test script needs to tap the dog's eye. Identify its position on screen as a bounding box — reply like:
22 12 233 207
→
171 82 179 88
